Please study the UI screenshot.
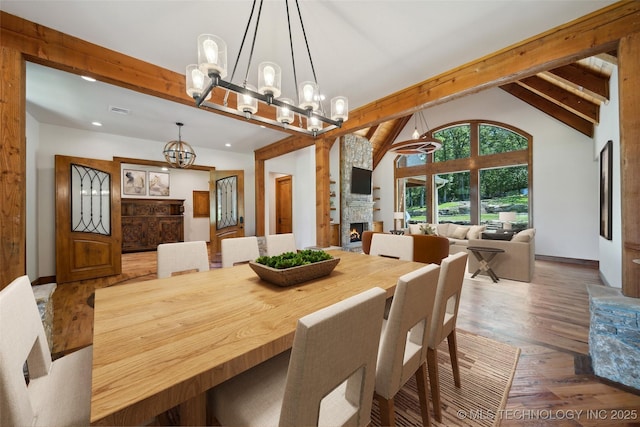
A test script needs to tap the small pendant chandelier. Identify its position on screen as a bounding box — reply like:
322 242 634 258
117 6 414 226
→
163 122 196 168
389 111 442 155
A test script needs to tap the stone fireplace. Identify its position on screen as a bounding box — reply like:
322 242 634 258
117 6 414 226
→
340 134 374 251
587 284 640 391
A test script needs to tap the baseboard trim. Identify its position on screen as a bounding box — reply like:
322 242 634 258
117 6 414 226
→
535 255 599 268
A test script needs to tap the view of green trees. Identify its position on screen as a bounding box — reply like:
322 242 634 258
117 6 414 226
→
403 123 529 227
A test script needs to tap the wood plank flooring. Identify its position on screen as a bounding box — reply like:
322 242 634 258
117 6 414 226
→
51 253 640 426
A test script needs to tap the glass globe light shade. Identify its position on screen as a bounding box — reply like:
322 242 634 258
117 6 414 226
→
258 62 282 98
298 81 319 110
185 64 212 100
276 98 295 124
198 34 227 79
237 84 258 115
331 96 348 121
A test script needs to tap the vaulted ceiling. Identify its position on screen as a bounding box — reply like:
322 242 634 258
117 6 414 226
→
362 53 616 168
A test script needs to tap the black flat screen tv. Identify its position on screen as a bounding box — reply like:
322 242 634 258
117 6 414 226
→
351 167 372 195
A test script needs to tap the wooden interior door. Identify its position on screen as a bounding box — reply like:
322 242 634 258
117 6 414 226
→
55 155 121 283
211 170 245 262
275 176 292 234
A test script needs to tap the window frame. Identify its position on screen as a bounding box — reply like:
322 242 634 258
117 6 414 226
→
394 120 532 226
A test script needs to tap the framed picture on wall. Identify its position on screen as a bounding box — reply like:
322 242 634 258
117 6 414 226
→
123 169 146 195
599 140 612 240
149 171 170 196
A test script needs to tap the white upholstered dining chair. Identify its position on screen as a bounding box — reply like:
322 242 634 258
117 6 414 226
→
375 263 440 427
369 233 413 261
265 233 297 256
427 251 468 422
157 240 209 278
221 236 260 268
0 275 93 427
210 287 387 427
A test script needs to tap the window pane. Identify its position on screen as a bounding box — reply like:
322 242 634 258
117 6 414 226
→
433 124 470 162
395 152 427 168
71 164 111 235
435 171 470 225
402 175 427 224
479 165 529 230
479 124 528 155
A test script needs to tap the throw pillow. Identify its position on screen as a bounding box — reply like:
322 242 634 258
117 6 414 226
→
408 223 425 235
467 224 487 240
451 226 470 239
512 228 535 242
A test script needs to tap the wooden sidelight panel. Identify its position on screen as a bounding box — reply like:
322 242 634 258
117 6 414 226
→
275 175 293 234
210 170 245 262
55 155 121 283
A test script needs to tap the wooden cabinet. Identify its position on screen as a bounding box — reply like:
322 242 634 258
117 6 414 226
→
330 223 340 247
372 221 383 233
121 198 185 252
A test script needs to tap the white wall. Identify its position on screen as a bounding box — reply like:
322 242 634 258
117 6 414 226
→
26 112 39 281
30 123 254 278
594 68 622 287
374 87 600 261
264 146 316 249
121 163 210 242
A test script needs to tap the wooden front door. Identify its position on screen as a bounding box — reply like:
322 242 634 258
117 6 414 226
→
211 170 245 262
275 175 293 234
55 155 122 283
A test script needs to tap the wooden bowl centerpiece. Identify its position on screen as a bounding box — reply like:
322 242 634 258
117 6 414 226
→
249 249 340 287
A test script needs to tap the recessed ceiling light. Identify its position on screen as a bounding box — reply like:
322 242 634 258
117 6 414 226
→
81 76 96 82
91 121 102 127
161 167 169 171
225 143 231 147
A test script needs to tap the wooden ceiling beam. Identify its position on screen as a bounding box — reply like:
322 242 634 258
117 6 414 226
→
516 76 600 123
314 2 635 143
544 63 610 103
373 116 412 169
500 83 593 137
365 125 380 141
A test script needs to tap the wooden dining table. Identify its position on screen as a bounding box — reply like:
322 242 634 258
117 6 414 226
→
90 249 425 426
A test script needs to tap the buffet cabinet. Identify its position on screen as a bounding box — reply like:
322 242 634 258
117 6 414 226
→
121 198 185 252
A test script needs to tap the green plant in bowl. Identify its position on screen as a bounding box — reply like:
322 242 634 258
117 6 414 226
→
255 249 333 269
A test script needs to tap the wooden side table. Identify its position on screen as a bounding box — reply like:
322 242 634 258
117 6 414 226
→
467 246 505 283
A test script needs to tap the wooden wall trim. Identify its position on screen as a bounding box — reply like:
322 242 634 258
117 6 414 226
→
619 32 640 298
0 48 26 289
315 139 332 248
113 156 214 172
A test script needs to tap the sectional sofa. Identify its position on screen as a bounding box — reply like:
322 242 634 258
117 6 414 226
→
404 223 536 282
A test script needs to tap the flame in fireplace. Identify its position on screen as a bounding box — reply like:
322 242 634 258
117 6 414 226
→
350 228 361 242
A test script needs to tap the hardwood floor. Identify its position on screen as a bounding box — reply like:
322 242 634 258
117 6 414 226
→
51 252 640 425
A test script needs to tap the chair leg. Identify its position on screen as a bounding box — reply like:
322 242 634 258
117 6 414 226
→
375 393 396 427
415 362 431 427
427 347 442 423
447 330 461 388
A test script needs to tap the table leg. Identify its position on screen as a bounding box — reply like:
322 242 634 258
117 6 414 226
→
470 251 484 278
469 251 500 283
483 253 500 283
179 393 206 426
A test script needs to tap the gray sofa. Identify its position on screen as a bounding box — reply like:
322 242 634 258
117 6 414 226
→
405 222 488 254
467 228 536 282
405 223 536 282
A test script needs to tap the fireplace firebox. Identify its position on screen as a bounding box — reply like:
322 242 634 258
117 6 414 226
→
350 223 366 243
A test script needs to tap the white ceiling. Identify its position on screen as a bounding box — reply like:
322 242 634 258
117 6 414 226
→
1 0 615 154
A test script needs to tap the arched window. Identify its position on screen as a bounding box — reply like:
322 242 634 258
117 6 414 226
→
395 120 532 229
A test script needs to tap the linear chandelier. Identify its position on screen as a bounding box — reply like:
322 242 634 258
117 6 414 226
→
389 111 442 155
185 0 348 137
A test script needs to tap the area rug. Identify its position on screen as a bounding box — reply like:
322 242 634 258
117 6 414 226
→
371 330 520 427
